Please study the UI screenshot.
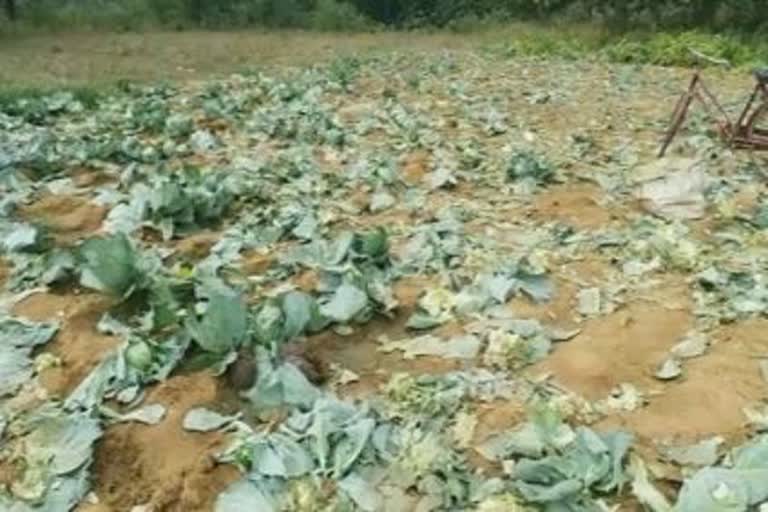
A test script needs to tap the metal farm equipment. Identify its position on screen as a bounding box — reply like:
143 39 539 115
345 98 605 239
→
658 50 768 157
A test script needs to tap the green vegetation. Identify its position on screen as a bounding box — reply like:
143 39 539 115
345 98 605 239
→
1 2 766 71
489 28 768 68
2 0 767 33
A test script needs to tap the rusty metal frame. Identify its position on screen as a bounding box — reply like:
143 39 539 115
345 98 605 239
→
658 67 768 157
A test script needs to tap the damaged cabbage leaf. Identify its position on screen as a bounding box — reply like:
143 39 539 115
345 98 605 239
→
406 287 456 329
480 405 632 510
628 455 672 512
694 266 768 322
215 479 277 512
397 213 465 274
101 403 167 425
242 359 321 411
513 427 633 510
66 331 191 410
0 316 58 396
183 407 238 432
379 333 481 360
1 222 45 253
320 282 369 324
145 167 234 240
674 434 768 512
187 290 248 354
505 149 555 188
5 406 101 509
385 373 467 418
3 247 77 291
281 291 328 340
219 396 397 507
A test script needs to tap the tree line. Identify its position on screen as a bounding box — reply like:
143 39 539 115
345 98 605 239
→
2 0 766 32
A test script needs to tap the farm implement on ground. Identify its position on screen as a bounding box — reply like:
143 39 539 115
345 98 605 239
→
659 50 768 157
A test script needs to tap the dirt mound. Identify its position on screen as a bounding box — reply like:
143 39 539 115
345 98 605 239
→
90 374 239 511
13 292 118 397
401 150 430 185
540 302 691 399
0 258 9 288
70 167 115 189
599 319 768 444
173 231 220 261
530 183 622 229
19 194 107 245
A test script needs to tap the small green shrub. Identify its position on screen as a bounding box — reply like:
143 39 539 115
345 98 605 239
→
643 31 760 67
601 31 762 68
310 0 371 31
20 0 158 31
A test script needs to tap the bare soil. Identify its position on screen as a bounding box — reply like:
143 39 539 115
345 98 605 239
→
87 374 239 512
13 291 118 397
2 30 767 511
18 194 107 246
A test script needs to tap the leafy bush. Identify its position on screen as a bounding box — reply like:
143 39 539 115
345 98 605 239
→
348 0 768 31
19 0 159 30
601 31 761 67
479 28 763 69
3 0 767 44
310 0 371 31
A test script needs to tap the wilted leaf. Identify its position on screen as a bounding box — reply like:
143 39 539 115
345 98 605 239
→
339 473 383 512
281 291 314 340
292 213 318 240
509 416 632 510
675 435 768 511
106 404 167 425
2 223 41 253
183 407 236 432
477 425 545 461
596 383 645 413
655 358 682 381
215 479 276 512
661 437 723 467
675 468 753 512
379 334 481 360
629 455 672 512
103 187 149 235
759 360 768 384
9 407 101 508
370 189 396 212
428 167 457 190
452 412 477 449
253 433 314 477
577 287 601 316
320 283 368 323
670 332 709 359
0 316 58 396
243 361 321 411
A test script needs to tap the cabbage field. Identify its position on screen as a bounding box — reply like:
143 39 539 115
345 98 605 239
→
1 48 768 512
